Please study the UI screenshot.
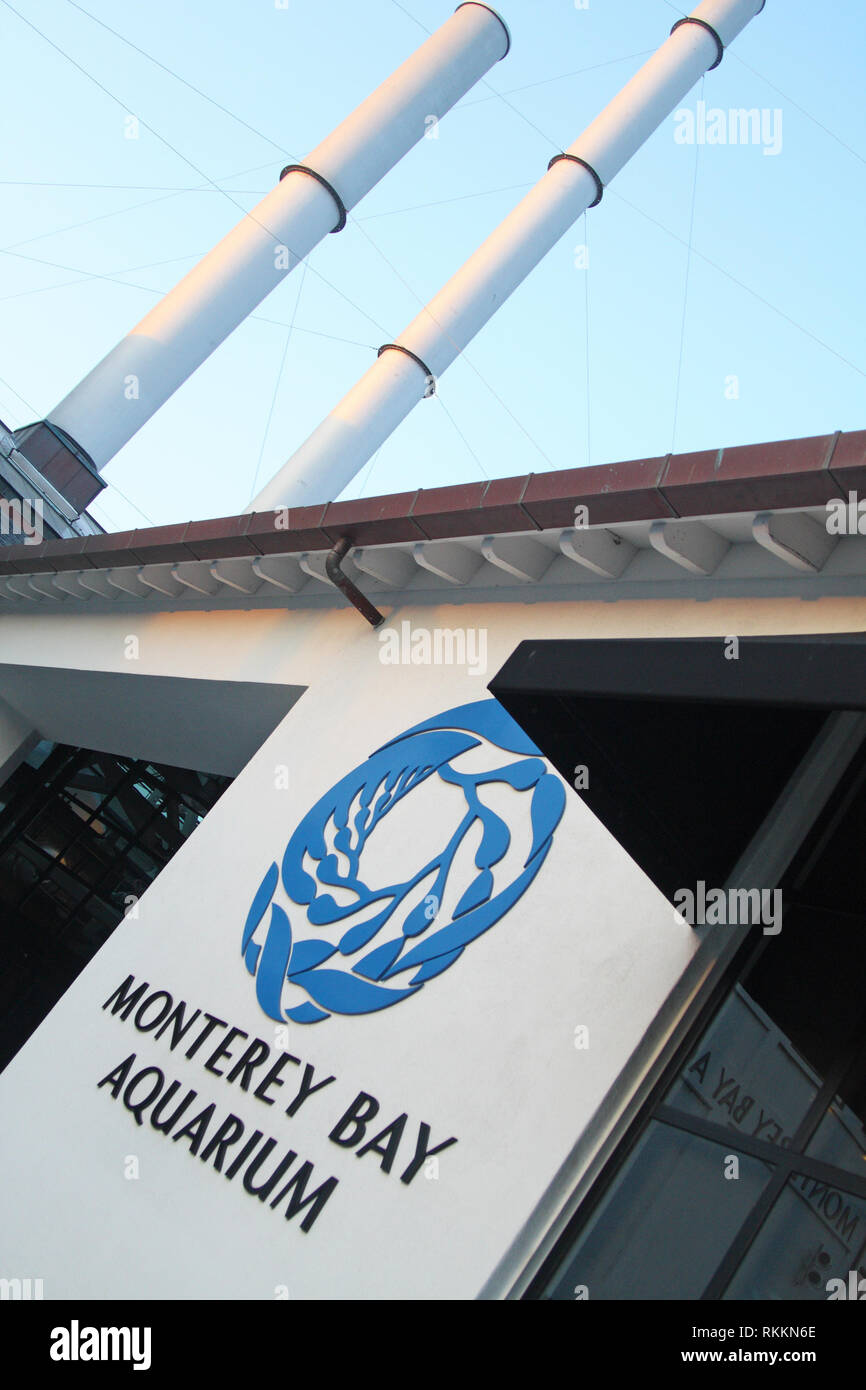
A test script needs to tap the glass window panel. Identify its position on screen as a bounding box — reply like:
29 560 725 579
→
19 885 71 932
29 864 89 915
805 1101 866 1180
63 790 104 820
24 741 54 771
812 1045 866 1167
138 817 182 860
76 902 122 949
545 1120 774 1301
666 984 819 1145
125 844 162 876
722 1174 866 1301
74 823 129 859
134 776 166 804
68 757 127 799
841 1047 866 1121
0 740 232 1072
97 792 150 838
0 842 53 905
62 835 129 888
26 802 85 858
83 869 130 909
79 891 120 924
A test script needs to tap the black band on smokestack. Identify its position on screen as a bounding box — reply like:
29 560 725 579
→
279 164 348 232
454 4 511 59
670 17 725 69
548 153 604 208
378 344 436 394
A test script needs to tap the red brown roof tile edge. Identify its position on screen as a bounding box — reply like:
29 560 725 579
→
1 429 862 578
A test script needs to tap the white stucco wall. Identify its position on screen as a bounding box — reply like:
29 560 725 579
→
3 589 866 691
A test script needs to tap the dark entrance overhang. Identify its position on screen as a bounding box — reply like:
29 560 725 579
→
489 634 866 902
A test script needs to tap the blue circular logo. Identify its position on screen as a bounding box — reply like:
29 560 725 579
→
241 699 566 1023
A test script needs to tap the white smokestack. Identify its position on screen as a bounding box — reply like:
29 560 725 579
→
251 0 765 513
45 3 510 472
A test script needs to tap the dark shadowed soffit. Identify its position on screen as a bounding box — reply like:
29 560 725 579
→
489 634 866 903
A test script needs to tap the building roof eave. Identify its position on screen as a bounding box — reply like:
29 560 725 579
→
0 428 863 611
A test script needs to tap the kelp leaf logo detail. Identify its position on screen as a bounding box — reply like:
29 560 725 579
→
241 700 565 1023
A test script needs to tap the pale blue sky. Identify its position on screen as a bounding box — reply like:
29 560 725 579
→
1 0 864 532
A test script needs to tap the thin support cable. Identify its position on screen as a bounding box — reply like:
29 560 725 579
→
347 212 556 468
356 181 534 223
610 186 866 383
459 51 657 108
98 476 157 527
248 255 311 503
0 249 208 304
356 446 384 499
386 0 429 35
0 246 378 356
0 372 38 417
0 179 271 191
436 394 490 481
64 0 296 158
0 161 277 256
671 76 704 454
0 0 393 342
